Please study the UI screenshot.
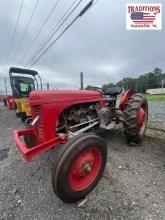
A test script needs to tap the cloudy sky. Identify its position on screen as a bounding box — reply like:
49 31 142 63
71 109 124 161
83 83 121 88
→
0 0 165 93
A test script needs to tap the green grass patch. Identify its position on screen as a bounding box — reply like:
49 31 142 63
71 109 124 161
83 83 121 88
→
145 94 165 101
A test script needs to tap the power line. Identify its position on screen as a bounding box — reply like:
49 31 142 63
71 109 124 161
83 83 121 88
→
13 0 40 63
5 0 24 66
28 0 94 68
26 0 80 67
25 0 81 67
19 0 60 65
93 0 101 6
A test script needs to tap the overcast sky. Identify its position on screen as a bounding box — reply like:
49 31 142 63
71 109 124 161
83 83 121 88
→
0 0 165 93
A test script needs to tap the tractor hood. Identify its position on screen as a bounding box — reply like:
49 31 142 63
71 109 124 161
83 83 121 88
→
29 90 102 106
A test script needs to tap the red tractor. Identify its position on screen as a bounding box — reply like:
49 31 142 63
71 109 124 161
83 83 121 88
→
14 88 148 203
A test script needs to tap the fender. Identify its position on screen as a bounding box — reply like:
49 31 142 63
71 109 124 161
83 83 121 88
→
119 89 135 111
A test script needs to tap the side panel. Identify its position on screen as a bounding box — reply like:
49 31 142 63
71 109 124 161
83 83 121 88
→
32 99 100 144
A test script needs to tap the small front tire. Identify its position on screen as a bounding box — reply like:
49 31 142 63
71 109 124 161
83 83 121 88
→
51 133 107 203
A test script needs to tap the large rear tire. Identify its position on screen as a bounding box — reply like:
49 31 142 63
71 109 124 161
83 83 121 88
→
51 133 107 203
123 93 148 144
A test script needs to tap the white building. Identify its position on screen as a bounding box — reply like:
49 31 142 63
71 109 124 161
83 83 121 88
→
146 88 165 95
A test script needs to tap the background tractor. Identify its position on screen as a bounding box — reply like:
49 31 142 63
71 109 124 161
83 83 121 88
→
6 95 15 110
2 95 15 110
9 67 42 121
14 88 148 203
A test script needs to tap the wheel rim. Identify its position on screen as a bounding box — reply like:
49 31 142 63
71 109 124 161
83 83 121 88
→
138 103 148 134
69 147 102 191
138 107 145 128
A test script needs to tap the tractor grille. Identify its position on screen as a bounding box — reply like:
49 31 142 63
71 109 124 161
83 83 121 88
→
34 106 43 137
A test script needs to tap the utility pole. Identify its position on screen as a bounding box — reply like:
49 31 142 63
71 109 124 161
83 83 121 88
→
4 78 8 95
46 82 49 90
80 72 84 90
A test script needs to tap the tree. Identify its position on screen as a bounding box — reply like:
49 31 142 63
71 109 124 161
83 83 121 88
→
102 83 115 92
101 67 165 93
153 68 162 88
136 75 148 93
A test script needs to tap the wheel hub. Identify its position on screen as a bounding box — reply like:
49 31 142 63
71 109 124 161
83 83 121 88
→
72 151 95 177
69 147 102 191
83 161 92 174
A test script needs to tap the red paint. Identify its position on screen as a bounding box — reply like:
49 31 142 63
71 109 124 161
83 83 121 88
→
119 90 134 111
100 101 109 107
14 90 102 161
69 147 102 191
14 129 67 162
138 107 145 128
7 95 15 110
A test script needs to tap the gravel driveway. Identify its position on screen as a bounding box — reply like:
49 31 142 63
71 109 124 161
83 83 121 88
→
0 103 165 220
148 101 165 129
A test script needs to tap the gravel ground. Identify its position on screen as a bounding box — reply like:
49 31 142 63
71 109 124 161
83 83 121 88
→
0 102 165 220
148 101 165 129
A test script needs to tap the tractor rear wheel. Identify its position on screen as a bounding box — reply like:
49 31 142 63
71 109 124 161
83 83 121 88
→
51 133 107 203
123 93 148 144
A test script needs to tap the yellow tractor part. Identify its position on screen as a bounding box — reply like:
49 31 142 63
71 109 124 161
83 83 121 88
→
9 67 42 121
14 98 32 118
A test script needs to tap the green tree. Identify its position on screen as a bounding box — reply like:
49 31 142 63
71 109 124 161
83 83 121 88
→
101 67 165 93
102 83 115 92
136 75 148 93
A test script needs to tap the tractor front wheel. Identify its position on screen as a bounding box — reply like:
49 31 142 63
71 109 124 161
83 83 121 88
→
123 93 148 144
51 133 107 203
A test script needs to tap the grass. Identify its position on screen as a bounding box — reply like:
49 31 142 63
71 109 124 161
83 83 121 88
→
145 94 165 101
